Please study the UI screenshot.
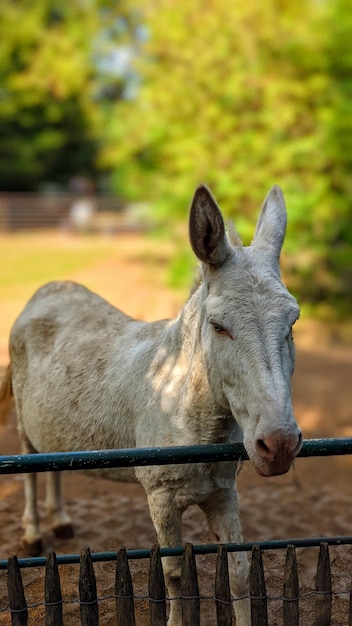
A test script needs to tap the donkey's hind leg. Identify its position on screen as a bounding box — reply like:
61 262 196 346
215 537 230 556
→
19 430 43 556
22 471 43 556
46 472 74 538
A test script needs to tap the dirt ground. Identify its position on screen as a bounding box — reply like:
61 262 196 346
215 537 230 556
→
0 233 351 625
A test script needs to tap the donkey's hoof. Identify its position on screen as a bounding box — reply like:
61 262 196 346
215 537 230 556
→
22 538 43 557
53 522 74 539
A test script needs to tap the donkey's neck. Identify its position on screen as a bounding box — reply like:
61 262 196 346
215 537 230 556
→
162 285 237 445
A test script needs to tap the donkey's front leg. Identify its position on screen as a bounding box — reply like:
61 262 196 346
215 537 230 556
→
147 490 184 626
199 487 250 626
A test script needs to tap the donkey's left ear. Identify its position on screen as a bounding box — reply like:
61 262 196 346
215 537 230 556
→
252 185 287 259
189 185 231 269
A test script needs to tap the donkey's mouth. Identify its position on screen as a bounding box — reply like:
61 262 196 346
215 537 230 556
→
250 429 302 477
254 459 294 477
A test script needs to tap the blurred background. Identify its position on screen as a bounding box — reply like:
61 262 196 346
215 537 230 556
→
0 0 351 324
0 4 352 622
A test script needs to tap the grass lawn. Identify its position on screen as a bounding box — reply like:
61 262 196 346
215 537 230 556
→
0 232 121 300
0 230 189 365
1 230 349 368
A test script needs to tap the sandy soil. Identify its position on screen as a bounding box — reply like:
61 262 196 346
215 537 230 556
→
0 233 351 625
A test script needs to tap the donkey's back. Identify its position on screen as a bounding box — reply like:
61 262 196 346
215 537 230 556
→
10 280 169 459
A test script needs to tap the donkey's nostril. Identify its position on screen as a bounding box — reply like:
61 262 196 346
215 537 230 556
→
294 431 303 455
255 438 271 457
255 430 302 463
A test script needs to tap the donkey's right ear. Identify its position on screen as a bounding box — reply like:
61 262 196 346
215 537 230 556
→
189 185 231 269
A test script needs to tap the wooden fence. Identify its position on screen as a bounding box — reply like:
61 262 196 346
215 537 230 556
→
2 439 352 625
0 193 125 232
3 541 349 625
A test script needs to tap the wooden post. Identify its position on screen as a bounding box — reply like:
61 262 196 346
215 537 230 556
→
315 542 332 626
181 543 200 626
79 547 99 626
348 590 352 626
215 546 232 626
45 552 63 626
283 545 299 626
7 555 28 626
250 546 268 626
149 544 167 626
115 547 135 626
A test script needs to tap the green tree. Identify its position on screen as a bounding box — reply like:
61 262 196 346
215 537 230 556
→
104 0 351 316
0 0 135 190
317 0 352 313
104 1 326 208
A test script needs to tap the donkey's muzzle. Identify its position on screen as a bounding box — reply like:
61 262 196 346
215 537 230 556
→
254 428 302 476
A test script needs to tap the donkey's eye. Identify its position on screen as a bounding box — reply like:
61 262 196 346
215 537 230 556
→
285 327 293 341
285 327 295 362
210 321 234 340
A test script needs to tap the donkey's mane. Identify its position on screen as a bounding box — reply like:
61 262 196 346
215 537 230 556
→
227 221 243 248
189 268 203 298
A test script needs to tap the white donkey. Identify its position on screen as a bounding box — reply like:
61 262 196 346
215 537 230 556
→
0 184 302 625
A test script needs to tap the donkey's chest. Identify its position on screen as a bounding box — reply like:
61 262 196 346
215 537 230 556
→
204 413 239 444
137 458 237 506
181 410 240 447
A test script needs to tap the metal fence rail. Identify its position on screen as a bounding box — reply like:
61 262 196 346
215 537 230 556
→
0 437 352 572
1 535 352 572
1 437 352 475
1 437 352 626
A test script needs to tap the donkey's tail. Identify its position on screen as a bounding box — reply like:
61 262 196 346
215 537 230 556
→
0 363 14 425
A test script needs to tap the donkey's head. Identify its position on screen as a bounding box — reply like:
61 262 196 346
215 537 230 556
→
189 185 302 476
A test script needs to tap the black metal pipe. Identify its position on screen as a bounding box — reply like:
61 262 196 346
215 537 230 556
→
1 535 351 570
0 438 352 475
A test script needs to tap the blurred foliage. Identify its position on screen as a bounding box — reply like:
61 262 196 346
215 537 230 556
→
0 0 137 190
103 0 352 318
0 0 351 316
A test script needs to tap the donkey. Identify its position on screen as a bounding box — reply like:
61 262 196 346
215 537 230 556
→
0 184 302 625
